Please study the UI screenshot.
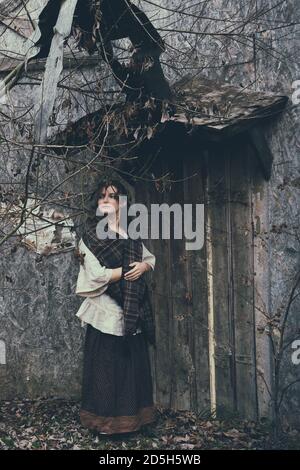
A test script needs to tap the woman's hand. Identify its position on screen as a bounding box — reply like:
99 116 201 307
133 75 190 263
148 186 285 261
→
124 261 150 281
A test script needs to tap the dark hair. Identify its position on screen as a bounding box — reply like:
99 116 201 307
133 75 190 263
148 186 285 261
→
85 178 134 231
95 179 130 203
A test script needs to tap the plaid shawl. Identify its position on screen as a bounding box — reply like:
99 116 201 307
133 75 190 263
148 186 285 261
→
82 220 156 346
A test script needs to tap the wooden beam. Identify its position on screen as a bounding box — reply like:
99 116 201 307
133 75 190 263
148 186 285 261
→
33 0 79 143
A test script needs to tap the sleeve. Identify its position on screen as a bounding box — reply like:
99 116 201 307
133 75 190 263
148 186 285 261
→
142 243 156 270
75 238 113 298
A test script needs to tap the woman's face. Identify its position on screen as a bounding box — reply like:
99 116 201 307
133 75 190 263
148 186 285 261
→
97 185 120 216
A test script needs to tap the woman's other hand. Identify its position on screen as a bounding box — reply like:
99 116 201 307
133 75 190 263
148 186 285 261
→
124 261 150 281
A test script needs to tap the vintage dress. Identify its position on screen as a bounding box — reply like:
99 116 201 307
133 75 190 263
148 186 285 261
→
75 233 157 434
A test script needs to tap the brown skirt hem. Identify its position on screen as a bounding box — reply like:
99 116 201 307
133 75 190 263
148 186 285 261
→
80 405 157 435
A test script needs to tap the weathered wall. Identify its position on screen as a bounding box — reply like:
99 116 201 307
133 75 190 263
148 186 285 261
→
0 0 299 426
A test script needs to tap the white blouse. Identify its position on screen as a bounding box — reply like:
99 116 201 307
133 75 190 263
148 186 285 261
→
75 237 156 336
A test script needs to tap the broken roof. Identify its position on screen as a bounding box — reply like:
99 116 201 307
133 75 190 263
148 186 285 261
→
48 73 288 181
50 73 288 147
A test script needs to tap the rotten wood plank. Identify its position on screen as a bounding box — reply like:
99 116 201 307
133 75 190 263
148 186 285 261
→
183 148 211 414
167 156 194 410
206 142 236 416
229 135 258 420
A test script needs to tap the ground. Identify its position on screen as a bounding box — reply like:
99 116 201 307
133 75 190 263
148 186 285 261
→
0 398 299 450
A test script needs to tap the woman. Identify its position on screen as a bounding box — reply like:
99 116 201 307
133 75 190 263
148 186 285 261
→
75 179 157 435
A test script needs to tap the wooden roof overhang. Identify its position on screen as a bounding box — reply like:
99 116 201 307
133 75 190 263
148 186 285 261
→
50 74 288 181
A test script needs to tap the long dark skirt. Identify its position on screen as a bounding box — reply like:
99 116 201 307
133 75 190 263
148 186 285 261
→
79 324 157 435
